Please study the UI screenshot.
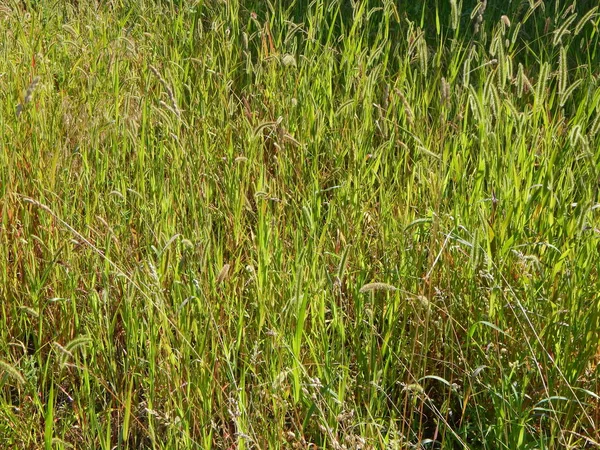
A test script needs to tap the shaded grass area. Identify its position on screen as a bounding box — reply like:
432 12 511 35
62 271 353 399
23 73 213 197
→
1 0 599 448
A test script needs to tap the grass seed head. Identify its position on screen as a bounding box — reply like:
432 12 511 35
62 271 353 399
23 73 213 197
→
16 76 40 117
216 263 231 284
0 360 25 385
441 77 451 106
359 282 398 293
150 64 181 117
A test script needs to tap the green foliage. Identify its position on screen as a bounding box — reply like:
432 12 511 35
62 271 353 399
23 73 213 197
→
1 0 599 448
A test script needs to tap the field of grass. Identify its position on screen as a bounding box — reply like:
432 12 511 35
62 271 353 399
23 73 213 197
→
1 0 600 448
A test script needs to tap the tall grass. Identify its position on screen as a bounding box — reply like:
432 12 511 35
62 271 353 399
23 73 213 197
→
1 0 599 448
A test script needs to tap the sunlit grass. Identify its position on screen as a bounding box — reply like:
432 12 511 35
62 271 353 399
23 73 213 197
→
1 1 599 448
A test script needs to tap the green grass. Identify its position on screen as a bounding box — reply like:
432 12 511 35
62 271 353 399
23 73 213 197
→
1 0 599 448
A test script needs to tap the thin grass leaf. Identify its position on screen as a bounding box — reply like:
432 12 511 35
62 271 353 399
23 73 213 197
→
418 375 452 387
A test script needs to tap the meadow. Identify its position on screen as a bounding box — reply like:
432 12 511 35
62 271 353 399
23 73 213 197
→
1 0 599 448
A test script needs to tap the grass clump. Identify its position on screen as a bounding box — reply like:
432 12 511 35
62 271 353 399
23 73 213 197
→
1 0 599 448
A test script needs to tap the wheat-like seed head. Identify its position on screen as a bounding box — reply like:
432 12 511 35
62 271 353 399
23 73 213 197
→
359 282 398 293
0 360 25 385
468 85 482 122
560 79 583 108
463 52 472 87
488 83 499 120
395 89 414 128
440 77 451 106
450 0 459 30
534 62 550 111
417 33 428 75
590 116 600 138
575 7 599 36
16 76 40 117
472 0 487 34
216 263 231 284
149 64 181 117
558 46 568 96
553 13 577 46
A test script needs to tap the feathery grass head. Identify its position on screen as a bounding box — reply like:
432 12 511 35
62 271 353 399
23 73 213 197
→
216 263 231 284
16 76 40 117
359 282 399 293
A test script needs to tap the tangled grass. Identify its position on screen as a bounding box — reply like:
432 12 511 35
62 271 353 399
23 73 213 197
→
1 1 599 448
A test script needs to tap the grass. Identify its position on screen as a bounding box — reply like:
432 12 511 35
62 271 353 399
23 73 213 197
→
1 0 599 448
